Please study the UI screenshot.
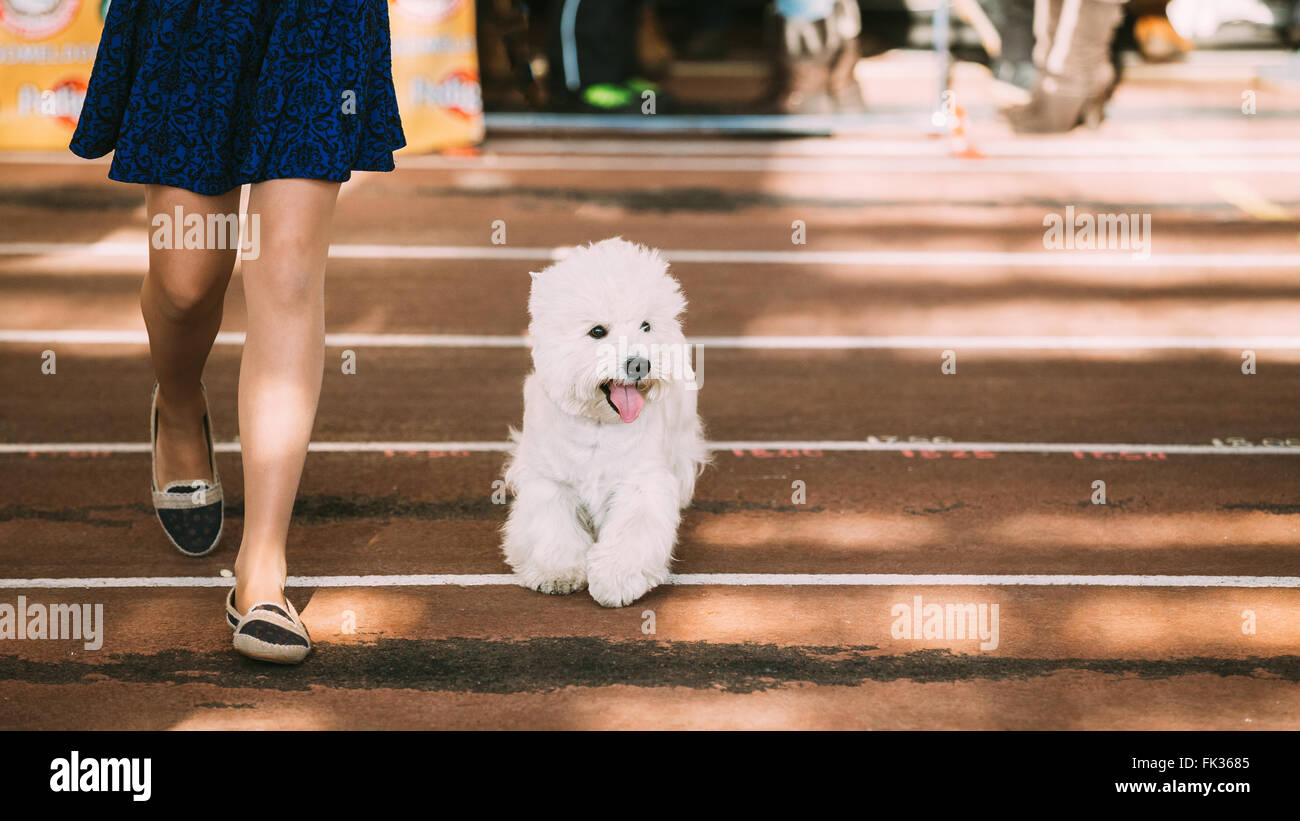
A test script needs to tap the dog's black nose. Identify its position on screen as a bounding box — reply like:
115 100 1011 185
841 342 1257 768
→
625 356 651 381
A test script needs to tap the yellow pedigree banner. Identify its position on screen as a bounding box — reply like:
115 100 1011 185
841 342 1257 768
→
389 0 485 152
0 0 482 152
0 0 102 149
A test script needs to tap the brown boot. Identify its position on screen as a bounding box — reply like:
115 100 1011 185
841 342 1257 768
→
1008 0 1123 133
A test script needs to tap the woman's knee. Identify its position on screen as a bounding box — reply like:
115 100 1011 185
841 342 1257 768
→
143 263 229 322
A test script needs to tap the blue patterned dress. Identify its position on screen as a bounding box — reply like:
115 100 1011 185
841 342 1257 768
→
70 0 407 196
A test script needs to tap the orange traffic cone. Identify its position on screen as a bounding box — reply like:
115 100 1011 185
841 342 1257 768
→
948 104 984 159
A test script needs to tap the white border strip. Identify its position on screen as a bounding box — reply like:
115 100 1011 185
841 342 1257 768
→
0 330 530 348
0 442 511 454
474 138 1300 158
3 441 1298 456
5 329 1300 350
398 154 1300 173
0 573 1296 589
5 242 1300 268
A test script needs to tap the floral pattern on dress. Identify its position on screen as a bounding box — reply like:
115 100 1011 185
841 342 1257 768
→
70 0 406 196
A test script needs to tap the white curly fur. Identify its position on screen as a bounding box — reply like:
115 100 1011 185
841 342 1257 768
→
502 238 708 607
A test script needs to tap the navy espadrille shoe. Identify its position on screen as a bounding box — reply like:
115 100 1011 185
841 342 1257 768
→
230 590 312 664
150 383 223 557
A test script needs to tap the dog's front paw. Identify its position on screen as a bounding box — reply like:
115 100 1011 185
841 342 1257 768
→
586 554 666 608
515 564 588 596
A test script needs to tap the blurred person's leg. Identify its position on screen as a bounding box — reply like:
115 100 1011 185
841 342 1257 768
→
547 0 643 110
1033 0 1055 65
764 0 864 114
1008 0 1126 133
637 1 673 78
478 0 545 108
985 0 1040 102
825 0 865 111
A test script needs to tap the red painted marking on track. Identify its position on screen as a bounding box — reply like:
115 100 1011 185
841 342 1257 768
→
1072 451 1167 460
21 451 115 459
901 450 995 459
729 449 823 458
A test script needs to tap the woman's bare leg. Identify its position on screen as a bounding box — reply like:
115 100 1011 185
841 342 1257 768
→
142 185 241 487
234 178 341 612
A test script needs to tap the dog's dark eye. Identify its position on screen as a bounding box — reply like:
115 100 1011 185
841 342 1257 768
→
640 321 651 332
588 325 608 339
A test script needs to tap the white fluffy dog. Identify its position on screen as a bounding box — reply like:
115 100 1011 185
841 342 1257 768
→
502 238 708 607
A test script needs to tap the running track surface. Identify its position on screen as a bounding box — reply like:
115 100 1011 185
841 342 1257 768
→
1 57 1299 729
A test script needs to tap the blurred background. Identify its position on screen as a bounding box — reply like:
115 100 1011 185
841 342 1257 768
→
476 0 1300 129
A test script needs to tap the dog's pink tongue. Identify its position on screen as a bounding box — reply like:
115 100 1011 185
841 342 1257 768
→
609 384 645 423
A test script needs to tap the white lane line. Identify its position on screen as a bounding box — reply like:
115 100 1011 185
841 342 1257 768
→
0 242 568 261
676 574 1300 588
687 336 1300 350
1 574 1296 589
3 441 1298 456
0 442 512 454
0 330 529 348
5 242 1300 268
396 154 1300 174
710 441 1300 455
479 138 1300 158
7 330 1300 350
